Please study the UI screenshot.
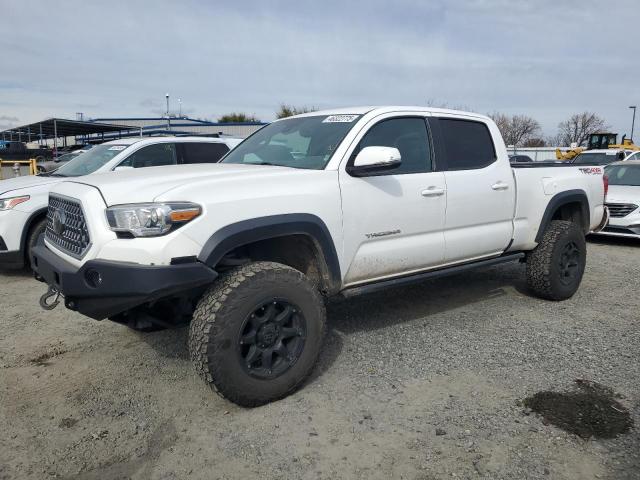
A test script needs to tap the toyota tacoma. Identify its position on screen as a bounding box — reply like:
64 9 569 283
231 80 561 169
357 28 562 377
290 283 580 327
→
31 107 608 406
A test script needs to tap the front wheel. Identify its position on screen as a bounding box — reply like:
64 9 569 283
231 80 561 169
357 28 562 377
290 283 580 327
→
188 261 326 407
526 220 586 300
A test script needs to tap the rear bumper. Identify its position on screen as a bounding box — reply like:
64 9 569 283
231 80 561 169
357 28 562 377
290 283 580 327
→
31 240 218 320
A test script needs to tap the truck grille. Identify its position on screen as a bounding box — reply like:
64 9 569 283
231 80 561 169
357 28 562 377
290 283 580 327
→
45 195 91 258
606 203 638 218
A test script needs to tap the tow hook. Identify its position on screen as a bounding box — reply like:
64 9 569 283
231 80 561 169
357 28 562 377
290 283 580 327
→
39 285 62 311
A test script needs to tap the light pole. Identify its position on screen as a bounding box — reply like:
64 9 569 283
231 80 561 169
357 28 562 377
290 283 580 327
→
629 106 636 141
178 98 182 118
165 93 170 131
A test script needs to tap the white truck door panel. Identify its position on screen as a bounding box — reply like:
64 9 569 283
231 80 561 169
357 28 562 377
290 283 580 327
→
339 115 446 285
340 172 446 284
433 117 515 262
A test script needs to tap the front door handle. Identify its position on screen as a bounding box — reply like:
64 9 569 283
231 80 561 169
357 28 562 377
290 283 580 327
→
492 182 509 191
421 187 446 197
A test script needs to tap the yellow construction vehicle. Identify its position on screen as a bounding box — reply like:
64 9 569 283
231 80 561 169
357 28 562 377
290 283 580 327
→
556 132 640 160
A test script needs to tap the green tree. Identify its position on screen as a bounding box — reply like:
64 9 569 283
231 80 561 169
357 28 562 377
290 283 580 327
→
275 104 318 119
217 112 260 123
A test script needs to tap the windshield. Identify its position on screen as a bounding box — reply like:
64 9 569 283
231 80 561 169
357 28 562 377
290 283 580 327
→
221 114 361 169
572 152 621 165
605 164 640 186
53 144 129 176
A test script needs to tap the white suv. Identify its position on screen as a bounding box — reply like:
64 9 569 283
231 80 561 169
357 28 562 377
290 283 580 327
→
0 136 241 268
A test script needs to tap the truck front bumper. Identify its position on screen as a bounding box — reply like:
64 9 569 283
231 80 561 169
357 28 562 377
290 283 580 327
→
31 241 218 320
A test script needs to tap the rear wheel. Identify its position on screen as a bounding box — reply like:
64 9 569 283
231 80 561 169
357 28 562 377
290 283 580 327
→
526 220 586 300
188 261 326 407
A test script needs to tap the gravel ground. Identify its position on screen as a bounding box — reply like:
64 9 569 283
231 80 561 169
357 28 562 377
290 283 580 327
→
0 236 638 480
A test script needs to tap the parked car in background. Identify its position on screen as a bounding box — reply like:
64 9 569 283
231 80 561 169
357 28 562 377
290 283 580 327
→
0 136 241 269
598 160 640 238
0 141 52 162
36 149 91 173
30 106 607 407
509 154 533 163
570 149 631 166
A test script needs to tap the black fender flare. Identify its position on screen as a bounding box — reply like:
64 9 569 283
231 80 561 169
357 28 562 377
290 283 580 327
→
535 189 590 243
197 214 341 291
20 207 48 252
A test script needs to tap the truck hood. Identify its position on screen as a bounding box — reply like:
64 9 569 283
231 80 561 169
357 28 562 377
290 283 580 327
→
64 163 313 205
0 174 63 196
606 185 640 204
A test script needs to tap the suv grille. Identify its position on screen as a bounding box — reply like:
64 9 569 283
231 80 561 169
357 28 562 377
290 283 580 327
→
606 203 639 218
45 195 91 258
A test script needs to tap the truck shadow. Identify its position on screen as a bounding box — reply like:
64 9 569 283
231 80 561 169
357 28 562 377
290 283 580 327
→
139 263 529 383
587 235 640 248
326 262 528 335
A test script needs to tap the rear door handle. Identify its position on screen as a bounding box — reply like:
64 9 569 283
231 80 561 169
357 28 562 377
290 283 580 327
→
421 187 446 197
491 182 509 191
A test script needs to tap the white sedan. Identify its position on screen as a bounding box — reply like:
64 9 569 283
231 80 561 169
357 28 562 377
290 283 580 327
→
600 160 640 238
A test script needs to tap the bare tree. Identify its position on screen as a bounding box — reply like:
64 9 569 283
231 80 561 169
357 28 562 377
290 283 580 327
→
488 112 541 147
276 104 318 119
556 112 609 147
522 137 546 147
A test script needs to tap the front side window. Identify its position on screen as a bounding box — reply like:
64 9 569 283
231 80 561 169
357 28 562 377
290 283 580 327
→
181 142 229 164
439 119 496 170
352 118 432 174
119 143 177 168
53 144 129 177
605 164 640 186
222 115 360 170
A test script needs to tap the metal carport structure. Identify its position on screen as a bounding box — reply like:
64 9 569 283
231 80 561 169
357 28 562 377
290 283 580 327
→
0 118 140 150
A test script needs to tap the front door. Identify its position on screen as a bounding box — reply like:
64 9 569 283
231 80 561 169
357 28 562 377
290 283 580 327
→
339 115 447 285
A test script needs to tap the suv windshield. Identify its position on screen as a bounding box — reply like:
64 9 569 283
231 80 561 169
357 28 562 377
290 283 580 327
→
53 144 129 176
572 152 622 165
605 164 640 186
221 114 361 169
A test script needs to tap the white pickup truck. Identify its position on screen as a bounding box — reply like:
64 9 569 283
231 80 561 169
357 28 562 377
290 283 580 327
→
31 107 608 406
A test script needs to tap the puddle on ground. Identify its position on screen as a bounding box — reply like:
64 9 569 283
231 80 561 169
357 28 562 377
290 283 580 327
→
523 379 633 439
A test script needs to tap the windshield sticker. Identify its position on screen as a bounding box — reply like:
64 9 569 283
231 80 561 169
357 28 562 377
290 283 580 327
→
108 145 127 151
322 115 359 123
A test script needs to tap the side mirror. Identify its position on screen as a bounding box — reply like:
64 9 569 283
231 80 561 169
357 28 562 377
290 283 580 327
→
114 166 134 171
348 146 401 177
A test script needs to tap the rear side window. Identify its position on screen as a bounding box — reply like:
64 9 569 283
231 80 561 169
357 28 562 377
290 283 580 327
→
181 142 230 164
119 143 177 168
353 117 432 174
439 119 496 170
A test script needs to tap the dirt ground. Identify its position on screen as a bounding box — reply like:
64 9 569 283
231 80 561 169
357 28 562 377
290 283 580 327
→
1 236 638 480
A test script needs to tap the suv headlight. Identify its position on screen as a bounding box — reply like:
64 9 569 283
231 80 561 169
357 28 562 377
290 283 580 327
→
106 202 201 237
0 195 30 210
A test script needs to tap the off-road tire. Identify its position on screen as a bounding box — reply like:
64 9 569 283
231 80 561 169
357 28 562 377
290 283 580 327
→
25 218 47 269
526 220 586 301
188 261 326 407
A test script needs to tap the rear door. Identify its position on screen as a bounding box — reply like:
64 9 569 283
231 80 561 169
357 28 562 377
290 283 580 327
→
179 142 230 164
429 117 515 262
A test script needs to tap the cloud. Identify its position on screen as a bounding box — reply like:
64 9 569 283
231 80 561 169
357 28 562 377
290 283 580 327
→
0 0 638 137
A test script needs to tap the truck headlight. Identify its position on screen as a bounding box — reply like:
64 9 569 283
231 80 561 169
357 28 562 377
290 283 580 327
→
0 195 30 210
105 202 201 237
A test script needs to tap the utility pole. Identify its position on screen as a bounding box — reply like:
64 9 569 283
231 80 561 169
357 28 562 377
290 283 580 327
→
629 106 636 141
178 98 182 118
166 93 171 131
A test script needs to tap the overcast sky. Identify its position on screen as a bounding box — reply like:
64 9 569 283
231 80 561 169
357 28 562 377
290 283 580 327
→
2 0 639 137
